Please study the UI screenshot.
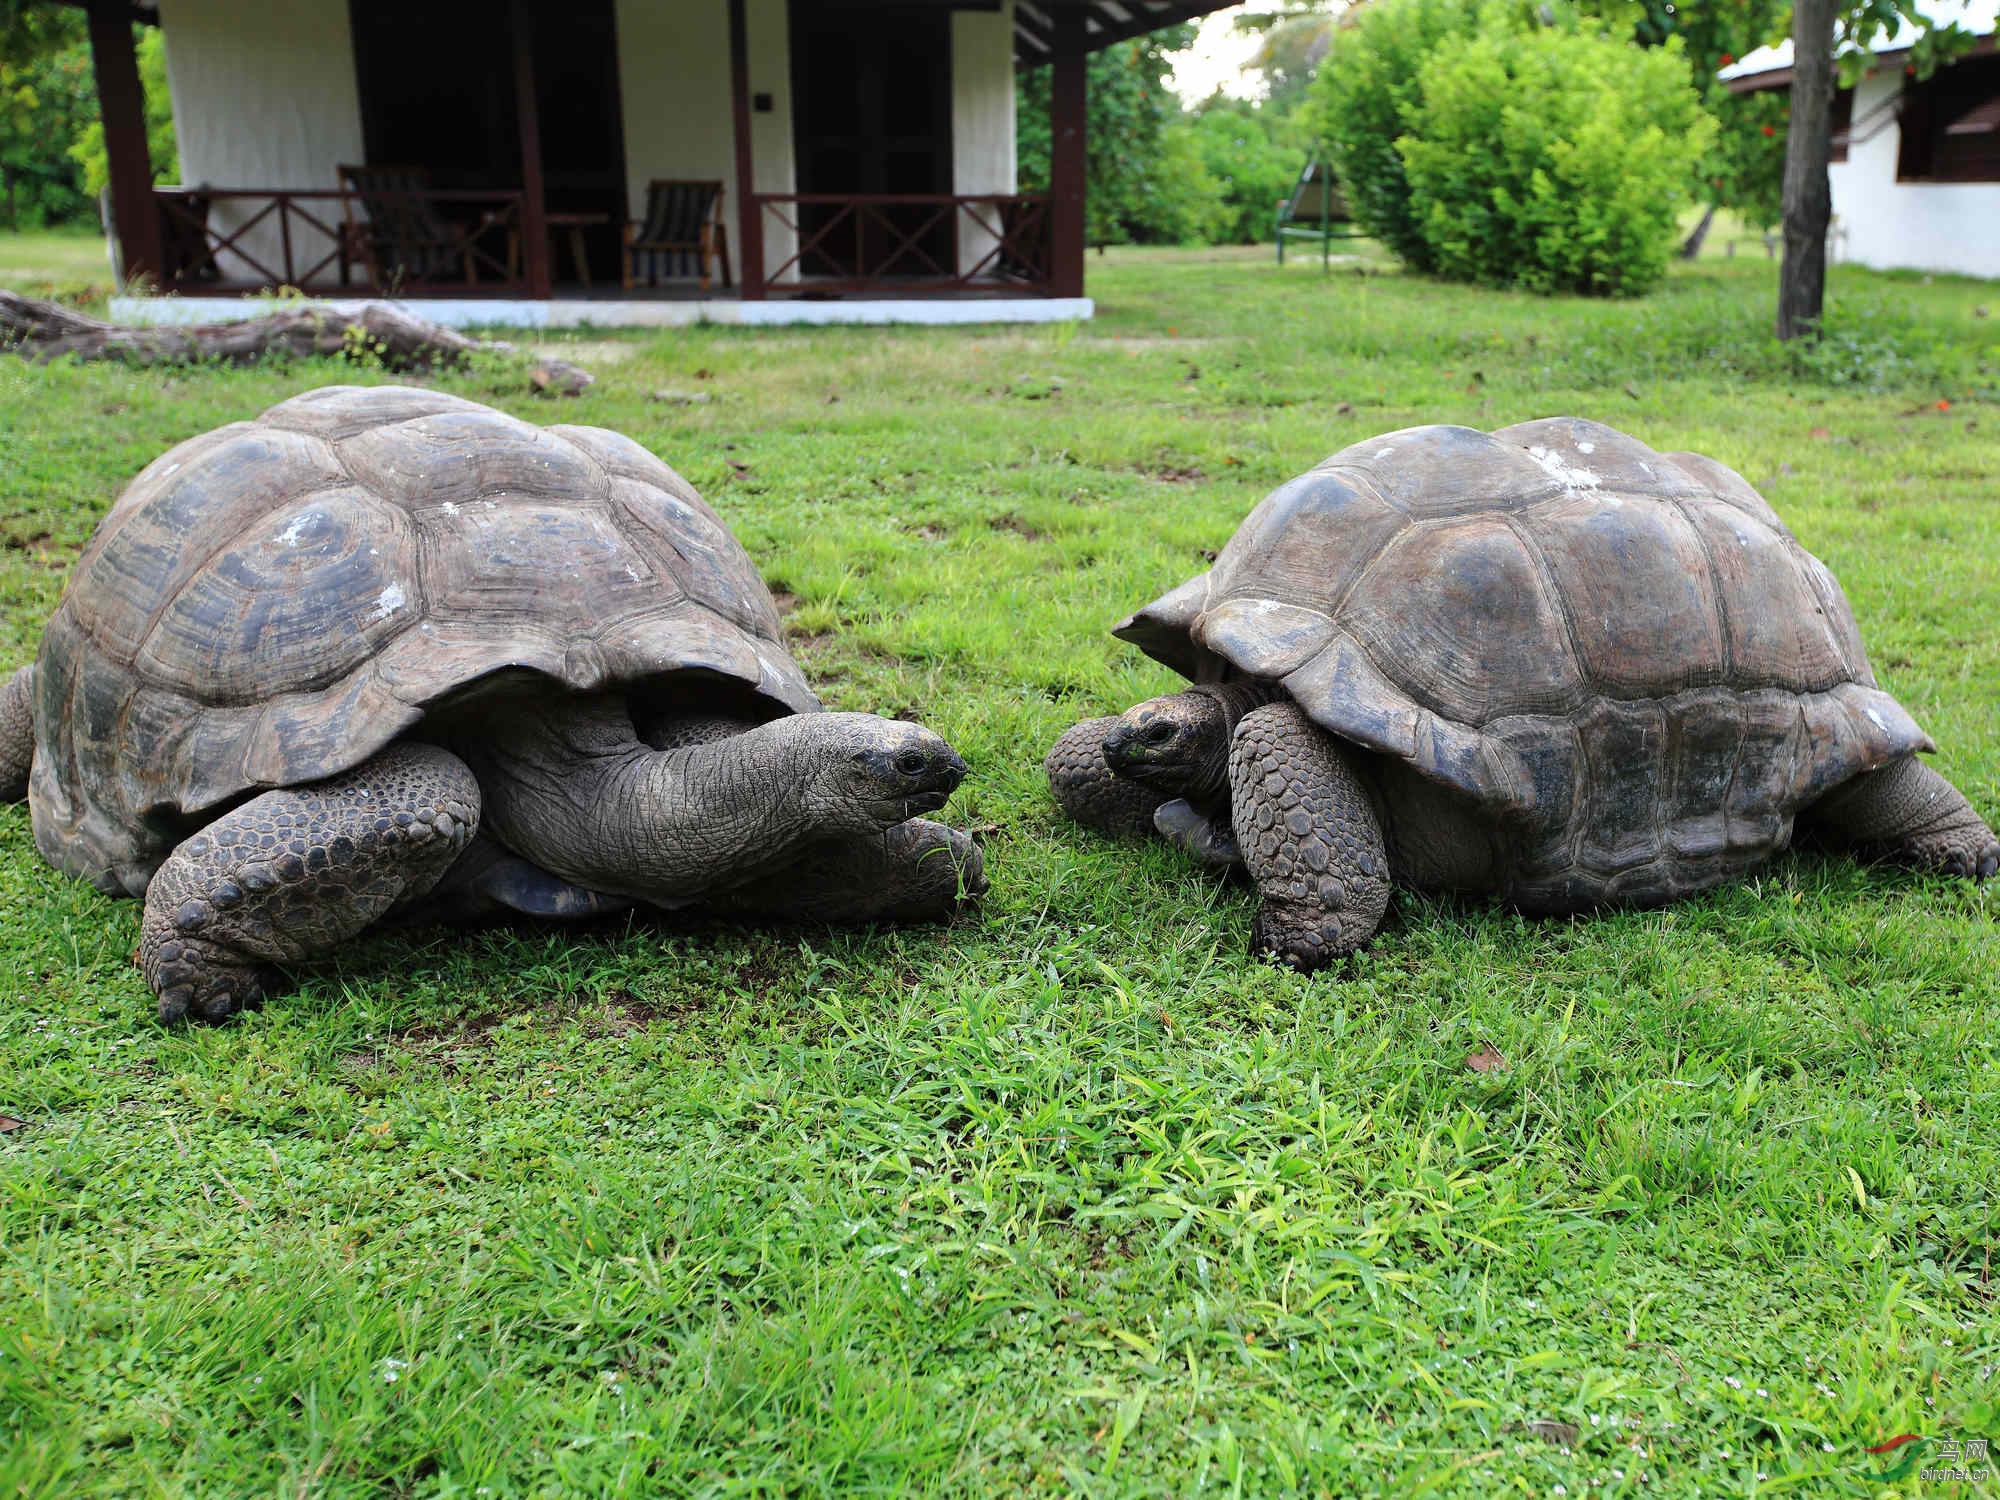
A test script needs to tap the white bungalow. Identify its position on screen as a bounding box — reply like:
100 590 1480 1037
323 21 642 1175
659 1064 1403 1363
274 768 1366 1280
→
54 0 1234 325
1721 0 2000 280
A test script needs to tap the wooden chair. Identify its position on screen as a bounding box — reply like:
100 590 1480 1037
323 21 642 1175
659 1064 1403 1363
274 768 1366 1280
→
624 180 731 293
156 189 221 286
338 165 513 289
1275 155 1364 267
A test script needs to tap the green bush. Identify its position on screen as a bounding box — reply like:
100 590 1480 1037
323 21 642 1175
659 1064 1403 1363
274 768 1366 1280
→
1126 120 1234 246
1397 27 1715 295
1185 104 1308 245
1310 0 1481 270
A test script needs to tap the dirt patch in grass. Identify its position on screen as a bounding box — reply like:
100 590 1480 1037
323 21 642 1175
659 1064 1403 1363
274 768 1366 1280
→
989 513 1044 540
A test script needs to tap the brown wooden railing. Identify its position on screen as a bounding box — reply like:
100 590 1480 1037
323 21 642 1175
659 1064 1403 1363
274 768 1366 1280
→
151 188 529 296
748 193 1052 298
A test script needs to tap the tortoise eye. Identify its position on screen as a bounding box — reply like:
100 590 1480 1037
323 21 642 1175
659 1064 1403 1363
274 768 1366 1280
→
894 750 928 776
1146 722 1175 745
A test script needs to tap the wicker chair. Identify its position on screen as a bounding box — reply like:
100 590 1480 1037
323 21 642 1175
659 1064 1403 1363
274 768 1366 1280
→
624 180 731 293
339 165 512 288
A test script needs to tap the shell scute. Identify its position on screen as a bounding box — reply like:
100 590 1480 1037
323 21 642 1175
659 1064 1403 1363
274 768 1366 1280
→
607 476 779 640
336 407 608 511
1495 416 1708 501
1324 424 1557 515
65 427 350 664
1209 469 1405 611
1343 516 1581 723
257 384 491 441
1531 490 1726 697
137 488 418 702
415 496 667 626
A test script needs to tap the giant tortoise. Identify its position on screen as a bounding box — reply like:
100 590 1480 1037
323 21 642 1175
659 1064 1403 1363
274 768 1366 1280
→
1048 418 1997 969
0 386 983 1022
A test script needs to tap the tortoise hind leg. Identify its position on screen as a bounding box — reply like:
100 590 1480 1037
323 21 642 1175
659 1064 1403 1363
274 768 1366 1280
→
1 664 32 803
1805 755 1999 880
140 743 479 1023
1229 702 1393 970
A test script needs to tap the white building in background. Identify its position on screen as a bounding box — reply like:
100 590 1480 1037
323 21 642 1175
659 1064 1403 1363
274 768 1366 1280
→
1721 0 2000 279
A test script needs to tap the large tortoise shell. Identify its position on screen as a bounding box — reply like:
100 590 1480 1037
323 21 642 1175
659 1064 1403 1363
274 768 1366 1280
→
30 385 816 895
1115 418 1932 908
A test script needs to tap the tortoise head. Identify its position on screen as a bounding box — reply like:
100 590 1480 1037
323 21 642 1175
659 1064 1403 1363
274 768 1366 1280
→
1102 691 1231 802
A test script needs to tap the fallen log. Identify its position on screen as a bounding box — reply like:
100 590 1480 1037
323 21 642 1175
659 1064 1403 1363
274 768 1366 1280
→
0 292 592 396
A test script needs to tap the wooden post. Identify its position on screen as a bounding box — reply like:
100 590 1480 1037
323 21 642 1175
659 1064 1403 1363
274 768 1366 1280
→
1048 6 1087 299
84 0 163 287
510 0 552 298
728 0 765 298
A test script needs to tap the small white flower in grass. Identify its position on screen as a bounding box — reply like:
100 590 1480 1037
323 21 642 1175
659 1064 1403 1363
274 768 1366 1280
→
1725 1377 1743 1389
1553 1487 1566 1496
1816 1382 1834 1396
379 1356 409 1384
1590 1414 1601 1426
1822 1442 1835 1452
1612 1470 1625 1481
1757 1388 1769 1399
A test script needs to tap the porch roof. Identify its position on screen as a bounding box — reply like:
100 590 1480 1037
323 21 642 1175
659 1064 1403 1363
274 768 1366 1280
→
63 0 1246 67
1011 0 1243 65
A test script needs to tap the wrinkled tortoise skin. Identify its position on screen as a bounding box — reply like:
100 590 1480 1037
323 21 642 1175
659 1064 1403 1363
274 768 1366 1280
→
1114 417 1934 911
29 384 819 897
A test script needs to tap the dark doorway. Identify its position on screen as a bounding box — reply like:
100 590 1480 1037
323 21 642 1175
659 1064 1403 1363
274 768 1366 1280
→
520 0 630 283
788 2 954 280
348 0 628 285
350 0 519 190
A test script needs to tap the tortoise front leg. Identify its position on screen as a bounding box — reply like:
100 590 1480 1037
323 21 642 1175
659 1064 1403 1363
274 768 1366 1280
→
1153 797 1242 869
139 743 479 1023
1805 754 1999 880
1 663 32 803
705 818 986 924
1229 702 1392 970
1046 716 1170 839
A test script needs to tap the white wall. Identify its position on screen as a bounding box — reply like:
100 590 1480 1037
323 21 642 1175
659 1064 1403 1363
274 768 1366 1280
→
614 0 795 286
1831 69 2000 279
156 0 364 285
952 0 1018 278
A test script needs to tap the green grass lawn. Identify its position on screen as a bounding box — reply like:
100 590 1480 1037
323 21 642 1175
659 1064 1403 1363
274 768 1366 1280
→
3 243 1998 1497
0 226 117 303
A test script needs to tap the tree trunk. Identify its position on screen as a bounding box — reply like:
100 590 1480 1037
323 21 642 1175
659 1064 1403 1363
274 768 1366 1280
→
1679 202 1718 261
0 292 591 394
1777 0 1837 340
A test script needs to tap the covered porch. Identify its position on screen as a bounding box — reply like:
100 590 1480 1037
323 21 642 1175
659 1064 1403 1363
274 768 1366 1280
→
64 0 1232 322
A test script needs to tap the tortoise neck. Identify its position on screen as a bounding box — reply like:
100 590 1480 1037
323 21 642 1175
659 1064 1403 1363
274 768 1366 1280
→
450 693 819 905
1186 681 1284 803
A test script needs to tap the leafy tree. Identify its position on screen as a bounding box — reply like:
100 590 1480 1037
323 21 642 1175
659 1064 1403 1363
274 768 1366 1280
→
0 2 176 229
1127 119 1234 243
1232 2 1338 110
1017 23 1196 245
1 0 89 226
1183 99 1309 243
